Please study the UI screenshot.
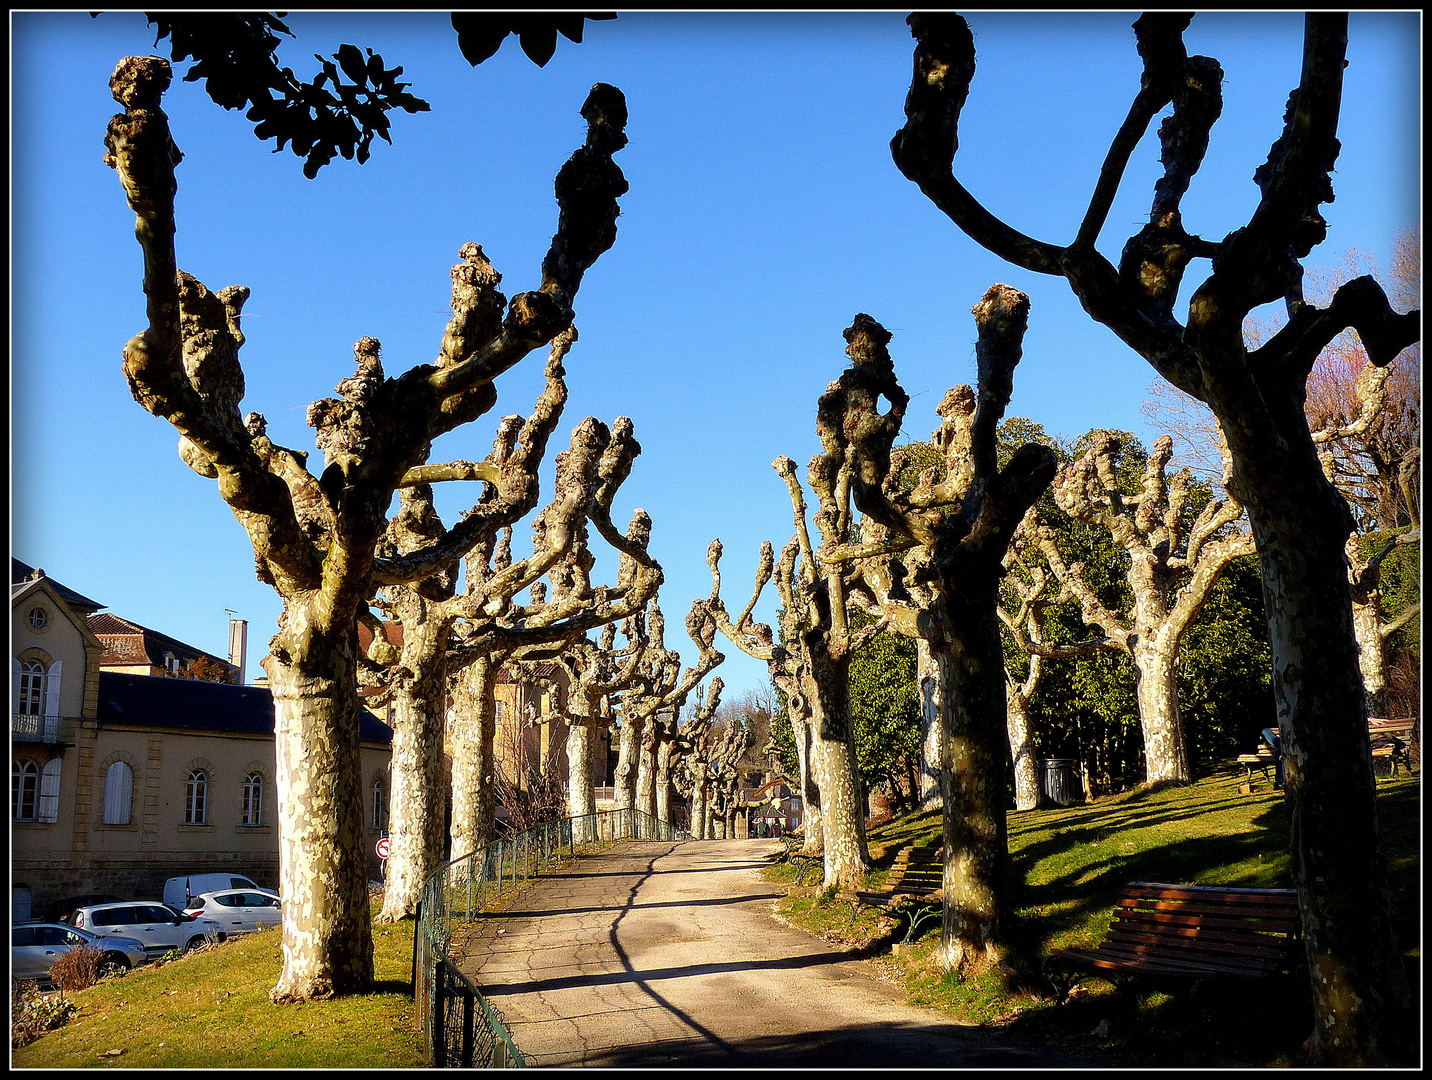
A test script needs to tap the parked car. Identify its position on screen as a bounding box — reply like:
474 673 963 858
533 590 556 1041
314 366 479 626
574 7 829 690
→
162 874 263 911
66 902 226 957
42 893 126 924
184 890 282 936
12 922 148 986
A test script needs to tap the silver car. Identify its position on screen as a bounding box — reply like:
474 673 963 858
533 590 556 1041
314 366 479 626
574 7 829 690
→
67 901 226 957
12 922 148 986
183 889 282 936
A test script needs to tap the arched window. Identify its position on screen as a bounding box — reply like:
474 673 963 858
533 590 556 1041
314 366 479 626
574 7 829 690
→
103 762 134 825
242 773 264 826
18 661 44 716
185 770 208 825
372 776 387 830
12 760 40 821
37 760 62 823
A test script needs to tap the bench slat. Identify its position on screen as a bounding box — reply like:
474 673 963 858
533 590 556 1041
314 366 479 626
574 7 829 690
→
1050 882 1300 991
1081 941 1282 971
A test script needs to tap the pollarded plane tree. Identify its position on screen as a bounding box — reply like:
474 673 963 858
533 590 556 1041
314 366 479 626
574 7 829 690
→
364 334 580 922
813 306 1056 975
613 600 725 817
1308 360 1420 718
892 14 1419 1061
104 55 630 1001
444 448 664 859
1032 431 1256 785
706 538 825 853
768 441 890 887
713 725 754 839
655 680 722 828
996 514 1110 810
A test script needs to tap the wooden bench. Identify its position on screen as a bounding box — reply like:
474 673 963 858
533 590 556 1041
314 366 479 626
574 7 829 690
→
841 844 944 945
1046 882 1300 1001
1368 718 1416 776
1236 749 1276 785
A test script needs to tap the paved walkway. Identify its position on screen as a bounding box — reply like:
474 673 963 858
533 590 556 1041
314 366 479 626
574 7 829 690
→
450 838 1094 1066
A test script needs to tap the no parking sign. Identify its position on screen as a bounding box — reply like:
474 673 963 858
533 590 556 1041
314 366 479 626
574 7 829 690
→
376 835 391 860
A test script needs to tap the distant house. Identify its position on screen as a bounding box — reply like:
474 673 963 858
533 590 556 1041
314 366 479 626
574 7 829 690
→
88 611 239 682
11 559 392 919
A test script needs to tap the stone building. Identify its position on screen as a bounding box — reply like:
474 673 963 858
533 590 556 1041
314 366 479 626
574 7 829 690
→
11 559 392 919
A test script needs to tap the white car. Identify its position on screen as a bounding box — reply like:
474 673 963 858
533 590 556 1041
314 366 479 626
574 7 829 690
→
12 922 149 985
66 901 226 957
183 889 282 936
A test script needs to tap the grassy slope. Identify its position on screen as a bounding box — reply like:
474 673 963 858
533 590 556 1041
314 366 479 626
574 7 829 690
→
14 771 1418 1068
11 903 423 1069
770 767 1420 1067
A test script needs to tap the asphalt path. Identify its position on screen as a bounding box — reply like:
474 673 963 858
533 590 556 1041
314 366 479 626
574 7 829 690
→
450 838 1097 1067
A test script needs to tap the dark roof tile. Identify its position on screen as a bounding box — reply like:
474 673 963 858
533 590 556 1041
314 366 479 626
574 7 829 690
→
97 672 393 745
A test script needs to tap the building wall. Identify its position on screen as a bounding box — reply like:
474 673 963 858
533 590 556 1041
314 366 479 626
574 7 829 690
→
14 719 393 910
12 583 101 719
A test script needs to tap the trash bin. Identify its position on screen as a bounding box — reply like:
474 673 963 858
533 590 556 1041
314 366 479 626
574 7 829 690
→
1041 758 1078 807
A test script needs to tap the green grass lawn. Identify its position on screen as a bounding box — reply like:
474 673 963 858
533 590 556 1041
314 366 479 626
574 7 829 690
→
11 903 424 1068
770 766 1421 1067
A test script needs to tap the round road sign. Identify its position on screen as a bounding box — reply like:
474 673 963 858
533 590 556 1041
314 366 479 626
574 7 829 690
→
376 836 391 860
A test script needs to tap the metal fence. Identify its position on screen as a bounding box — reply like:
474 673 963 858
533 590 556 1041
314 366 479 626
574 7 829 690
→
416 808 690 1067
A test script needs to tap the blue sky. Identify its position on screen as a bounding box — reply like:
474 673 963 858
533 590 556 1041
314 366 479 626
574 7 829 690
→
10 11 1420 701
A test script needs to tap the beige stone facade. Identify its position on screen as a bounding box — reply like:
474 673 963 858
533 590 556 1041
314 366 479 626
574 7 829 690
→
12 561 392 918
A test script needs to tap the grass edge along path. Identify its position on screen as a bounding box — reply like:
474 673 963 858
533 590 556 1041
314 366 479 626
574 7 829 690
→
12 839 618 1068
765 767 1420 1069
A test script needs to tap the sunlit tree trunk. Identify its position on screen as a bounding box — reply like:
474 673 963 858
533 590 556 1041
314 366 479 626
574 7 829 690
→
265 635 373 1001
449 655 499 861
377 619 450 922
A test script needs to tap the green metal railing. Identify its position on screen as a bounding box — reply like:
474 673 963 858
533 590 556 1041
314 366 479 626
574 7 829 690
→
416 808 691 1067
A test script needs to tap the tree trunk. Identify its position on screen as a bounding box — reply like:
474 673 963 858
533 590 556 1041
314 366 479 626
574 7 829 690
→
1006 685 1041 812
936 592 1011 976
1348 541 1391 716
655 741 675 824
1241 474 1409 1064
791 709 824 856
568 717 596 838
917 637 943 808
613 714 643 811
264 636 373 1002
1132 637 1189 784
376 626 449 923
636 728 657 819
691 773 709 840
448 655 498 862
803 648 870 890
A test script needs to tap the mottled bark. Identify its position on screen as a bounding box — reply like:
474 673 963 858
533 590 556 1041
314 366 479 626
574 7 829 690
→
375 608 451 922
894 13 1418 1059
818 302 1056 972
801 641 868 886
1005 671 1040 812
105 56 630 1001
1041 431 1255 784
916 637 943 808
449 655 500 860
264 640 373 1001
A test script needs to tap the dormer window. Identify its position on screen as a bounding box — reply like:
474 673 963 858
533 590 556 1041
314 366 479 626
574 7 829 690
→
28 607 48 630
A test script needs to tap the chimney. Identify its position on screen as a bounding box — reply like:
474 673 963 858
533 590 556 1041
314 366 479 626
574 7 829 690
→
227 615 249 686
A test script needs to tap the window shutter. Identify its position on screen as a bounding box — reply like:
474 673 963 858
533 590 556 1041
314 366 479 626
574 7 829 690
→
38 760 62 822
103 762 134 825
11 657 21 714
44 659 63 715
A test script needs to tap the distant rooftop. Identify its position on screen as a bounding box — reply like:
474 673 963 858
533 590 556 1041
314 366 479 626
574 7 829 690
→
98 671 393 745
89 611 235 676
11 557 104 613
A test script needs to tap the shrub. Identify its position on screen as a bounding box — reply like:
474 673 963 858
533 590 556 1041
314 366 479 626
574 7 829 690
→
48 943 105 992
11 980 80 1048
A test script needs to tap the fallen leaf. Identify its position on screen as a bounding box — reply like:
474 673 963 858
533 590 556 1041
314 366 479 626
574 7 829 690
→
99 1048 124 1057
